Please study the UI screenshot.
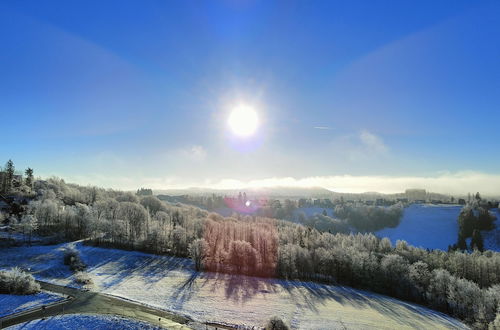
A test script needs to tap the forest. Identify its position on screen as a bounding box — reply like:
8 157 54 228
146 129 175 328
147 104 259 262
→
0 161 499 328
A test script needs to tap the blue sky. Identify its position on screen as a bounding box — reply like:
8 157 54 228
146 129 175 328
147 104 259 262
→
1 0 499 193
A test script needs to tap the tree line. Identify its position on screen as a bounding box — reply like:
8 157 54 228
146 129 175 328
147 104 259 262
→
333 202 404 231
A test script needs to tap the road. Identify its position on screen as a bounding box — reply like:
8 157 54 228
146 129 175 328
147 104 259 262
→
0 281 193 329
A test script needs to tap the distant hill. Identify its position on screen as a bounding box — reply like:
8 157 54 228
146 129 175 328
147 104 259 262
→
154 186 458 202
154 186 334 198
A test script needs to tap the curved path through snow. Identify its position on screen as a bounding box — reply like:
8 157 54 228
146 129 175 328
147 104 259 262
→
0 281 191 329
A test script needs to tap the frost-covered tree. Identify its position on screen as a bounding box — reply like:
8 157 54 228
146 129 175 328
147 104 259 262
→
408 261 431 301
172 226 188 256
140 195 164 216
1 159 15 193
19 214 38 246
0 267 40 294
25 167 34 191
118 202 148 243
427 269 452 311
189 238 208 271
380 254 409 295
379 237 392 253
228 240 259 274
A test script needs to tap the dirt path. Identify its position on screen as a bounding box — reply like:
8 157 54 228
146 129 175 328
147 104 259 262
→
0 281 193 329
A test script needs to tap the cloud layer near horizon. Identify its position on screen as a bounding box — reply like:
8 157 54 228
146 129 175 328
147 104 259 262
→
52 171 500 196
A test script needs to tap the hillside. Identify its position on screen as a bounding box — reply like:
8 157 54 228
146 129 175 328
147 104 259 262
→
0 242 467 329
376 204 500 252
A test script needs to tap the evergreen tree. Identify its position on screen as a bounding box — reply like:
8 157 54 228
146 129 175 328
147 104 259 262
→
470 229 484 252
457 234 467 251
478 207 495 231
3 159 15 193
458 207 475 238
25 168 34 190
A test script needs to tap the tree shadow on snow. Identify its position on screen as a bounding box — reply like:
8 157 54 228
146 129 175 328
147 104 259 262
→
170 272 200 310
279 280 465 329
198 272 280 305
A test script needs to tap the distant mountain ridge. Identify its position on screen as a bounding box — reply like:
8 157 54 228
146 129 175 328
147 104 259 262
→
153 186 454 201
154 186 333 198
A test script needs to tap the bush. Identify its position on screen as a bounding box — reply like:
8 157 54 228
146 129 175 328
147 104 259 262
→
0 267 40 294
265 316 289 330
64 248 86 272
74 271 93 285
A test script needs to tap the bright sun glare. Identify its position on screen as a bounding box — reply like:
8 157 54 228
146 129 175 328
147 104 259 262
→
228 105 259 137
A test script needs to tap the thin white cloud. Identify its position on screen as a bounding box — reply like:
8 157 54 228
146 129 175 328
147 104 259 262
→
328 130 389 163
314 126 333 130
180 145 207 162
359 130 388 153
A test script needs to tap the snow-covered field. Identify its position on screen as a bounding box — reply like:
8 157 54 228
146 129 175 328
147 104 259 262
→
0 242 467 329
376 204 462 250
483 209 500 252
376 204 500 252
0 291 64 317
6 313 160 329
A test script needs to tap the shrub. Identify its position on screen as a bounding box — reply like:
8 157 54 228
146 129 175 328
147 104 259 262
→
64 248 86 272
265 316 289 330
74 271 93 285
0 267 40 294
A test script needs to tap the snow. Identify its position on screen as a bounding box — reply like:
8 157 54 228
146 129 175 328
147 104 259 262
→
0 244 75 287
376 204 500 252
376 204 462 250
0 291 64 317
482 208 500 252
6 313 161 329
0 242 468 329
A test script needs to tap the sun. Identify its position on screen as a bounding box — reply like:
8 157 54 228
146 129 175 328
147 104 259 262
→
227 104 259 137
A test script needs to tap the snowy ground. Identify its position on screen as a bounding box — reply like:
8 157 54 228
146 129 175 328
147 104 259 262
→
6 313 161 329
376 204 462 250
482 208 500 252
0 242 467 329
0 291 64 317
376 204 500 252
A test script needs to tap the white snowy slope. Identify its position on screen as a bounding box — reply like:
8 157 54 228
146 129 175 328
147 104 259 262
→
6 313 160 329
0 291 64 317
482 208 500 252
377 204 500 252
0 242 468 329
376 204 462 251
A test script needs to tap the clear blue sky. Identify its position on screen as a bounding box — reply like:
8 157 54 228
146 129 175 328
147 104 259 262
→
1 0 499 192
